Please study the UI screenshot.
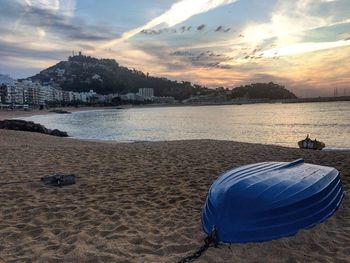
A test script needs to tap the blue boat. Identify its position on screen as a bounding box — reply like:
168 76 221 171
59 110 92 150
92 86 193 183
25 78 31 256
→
202 159 344 243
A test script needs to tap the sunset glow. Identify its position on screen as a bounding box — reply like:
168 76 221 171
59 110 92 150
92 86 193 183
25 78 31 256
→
1 0 350 97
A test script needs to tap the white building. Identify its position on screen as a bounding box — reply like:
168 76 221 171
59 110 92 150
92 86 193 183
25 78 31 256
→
63 91 75 102
7 81 64 105
121 92 144 102
137 88 154 99
41 85 56 102
0 77 104 105
78 90 97 102
52 88 63 102
17 80 44 105
4 83 24 104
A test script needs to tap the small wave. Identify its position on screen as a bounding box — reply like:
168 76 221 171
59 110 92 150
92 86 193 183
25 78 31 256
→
323 147 350 151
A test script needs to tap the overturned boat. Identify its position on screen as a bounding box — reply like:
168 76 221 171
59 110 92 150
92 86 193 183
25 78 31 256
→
202 159 344 243
298 134 325 150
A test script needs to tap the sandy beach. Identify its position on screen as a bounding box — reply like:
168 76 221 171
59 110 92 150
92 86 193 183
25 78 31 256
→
0 129 348 262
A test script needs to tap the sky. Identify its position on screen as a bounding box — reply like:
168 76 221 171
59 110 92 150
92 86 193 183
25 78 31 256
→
0 0 350 97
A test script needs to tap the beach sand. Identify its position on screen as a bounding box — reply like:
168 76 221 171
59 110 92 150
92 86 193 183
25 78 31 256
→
0 130 349 262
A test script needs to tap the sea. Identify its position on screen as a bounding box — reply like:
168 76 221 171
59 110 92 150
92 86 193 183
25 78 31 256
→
22 101 350 150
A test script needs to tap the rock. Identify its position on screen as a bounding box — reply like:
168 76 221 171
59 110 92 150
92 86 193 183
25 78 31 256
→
0 119 69 137
49 129 68 137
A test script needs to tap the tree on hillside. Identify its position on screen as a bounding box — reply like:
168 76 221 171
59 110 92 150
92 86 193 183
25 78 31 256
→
231 82 297 100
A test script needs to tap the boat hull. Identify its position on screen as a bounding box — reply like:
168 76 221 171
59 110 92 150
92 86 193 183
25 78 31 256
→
202 159 344 243
298 139 325 150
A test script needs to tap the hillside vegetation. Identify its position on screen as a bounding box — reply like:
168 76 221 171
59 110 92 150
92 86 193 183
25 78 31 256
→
231 82 297 100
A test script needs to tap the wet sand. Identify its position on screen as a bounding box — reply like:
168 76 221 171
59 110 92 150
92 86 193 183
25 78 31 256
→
0 130 349 262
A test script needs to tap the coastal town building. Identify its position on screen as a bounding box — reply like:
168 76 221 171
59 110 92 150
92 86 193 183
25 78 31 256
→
0 79 59 106
0 75 175 106
76 90 97 103
18 80 43 105
5 83 25 104
120 92 143 102
0 85 7 103
153 96 175 104
137 88 154 99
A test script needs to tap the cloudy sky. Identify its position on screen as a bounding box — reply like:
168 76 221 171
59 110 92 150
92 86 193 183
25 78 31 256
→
1 0 350 97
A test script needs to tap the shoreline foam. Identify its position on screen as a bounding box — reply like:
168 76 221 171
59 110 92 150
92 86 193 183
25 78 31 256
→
0 106 117 121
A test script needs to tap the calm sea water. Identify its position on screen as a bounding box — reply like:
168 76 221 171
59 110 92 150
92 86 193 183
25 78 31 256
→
22 102 350 149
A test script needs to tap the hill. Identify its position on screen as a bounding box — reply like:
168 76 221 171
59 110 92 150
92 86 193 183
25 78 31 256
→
28 54 211 101
231 82 297 100
28 54 297 102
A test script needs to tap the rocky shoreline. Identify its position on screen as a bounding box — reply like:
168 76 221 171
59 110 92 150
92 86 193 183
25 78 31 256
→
0 119 68 137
